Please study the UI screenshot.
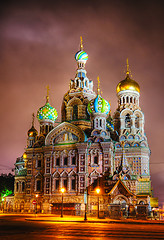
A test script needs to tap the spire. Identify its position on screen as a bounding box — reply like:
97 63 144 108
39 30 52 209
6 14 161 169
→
46 85 50 103
80 36 83 50
126 58 130 76
32 113 35 127
97 76 100 95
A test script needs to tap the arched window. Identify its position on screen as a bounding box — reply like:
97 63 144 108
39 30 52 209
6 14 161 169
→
36 180 41 191
46 125 49 133
135 115 139 128
16 182 19 192
95 119 98 128
55 179 59 190
22 182 25 192
125 114 131 128
94 156 98 164
99 119 102 127
73 105 78 120
126 96 128 103
71 179 76 190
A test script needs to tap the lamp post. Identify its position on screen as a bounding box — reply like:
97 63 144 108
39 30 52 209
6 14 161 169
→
61 188 65 218
96 188 100 219
35 194 38 214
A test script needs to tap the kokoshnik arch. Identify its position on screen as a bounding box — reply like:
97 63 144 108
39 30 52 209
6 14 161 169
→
13 38 155 218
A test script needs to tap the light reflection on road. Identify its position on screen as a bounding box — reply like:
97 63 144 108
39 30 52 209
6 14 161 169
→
0 216 164 240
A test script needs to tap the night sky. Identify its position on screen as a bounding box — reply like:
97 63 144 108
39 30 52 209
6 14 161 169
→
0 0 163 204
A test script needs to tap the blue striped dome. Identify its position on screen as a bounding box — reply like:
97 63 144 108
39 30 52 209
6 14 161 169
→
88 95 110 115
75 50 88 61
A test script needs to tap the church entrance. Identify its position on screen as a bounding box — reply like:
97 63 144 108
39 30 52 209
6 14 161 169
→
109 197 128 219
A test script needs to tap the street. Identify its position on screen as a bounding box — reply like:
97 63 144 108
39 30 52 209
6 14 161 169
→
0 215 164 240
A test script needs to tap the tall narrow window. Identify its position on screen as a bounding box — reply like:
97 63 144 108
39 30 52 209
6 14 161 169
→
37 159 41 168
94 156 98 164
135 115 139 128
125 114 131 128
16 182 19 192
22 182 25 192
71 179 76 190
64 179 67 190
64 157 68 166
55 179 59 190
36 180 41 191
100 119 102 127
72 156 76 165
93 178 98 189
46 125 49 133
56 157 60 166
73 105 78 120
95 119 98 128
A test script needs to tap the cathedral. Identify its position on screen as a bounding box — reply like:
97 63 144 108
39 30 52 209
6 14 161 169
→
14 38 153 218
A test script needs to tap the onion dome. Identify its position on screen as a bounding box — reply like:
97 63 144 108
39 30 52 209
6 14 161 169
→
37 102 58 122
28 113 38 137
28 126 38 137
88 95 110 115
116 59 140 93
37 86 58 122
75 36 88 62
88 77 110 115
75 50 88 61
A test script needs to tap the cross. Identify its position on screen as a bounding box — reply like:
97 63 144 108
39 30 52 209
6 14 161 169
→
80 36 83 50
126 58 130 75
97 76 100 95
46 85 50 102
32 113 35 127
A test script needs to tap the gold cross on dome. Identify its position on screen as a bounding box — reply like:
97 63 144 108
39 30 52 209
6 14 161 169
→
126 58 130 75
97 76 100 95
80 36 83 50
46 85 50 102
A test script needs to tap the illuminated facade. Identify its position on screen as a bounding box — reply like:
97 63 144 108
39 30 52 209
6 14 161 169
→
14 39 153 218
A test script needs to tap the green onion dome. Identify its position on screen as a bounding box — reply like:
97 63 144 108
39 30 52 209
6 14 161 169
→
88 94 110 115
37 102 58 122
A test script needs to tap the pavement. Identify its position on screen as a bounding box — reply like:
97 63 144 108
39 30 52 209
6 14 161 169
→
1 213 164 224
24 214 164 225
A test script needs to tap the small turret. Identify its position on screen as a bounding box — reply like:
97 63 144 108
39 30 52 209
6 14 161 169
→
37 86 58 135
27 113 38 148
88 77 110 130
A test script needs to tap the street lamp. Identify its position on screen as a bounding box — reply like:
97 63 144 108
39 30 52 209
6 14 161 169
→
61 188 65 218
96 188 100 218
35 194 38 214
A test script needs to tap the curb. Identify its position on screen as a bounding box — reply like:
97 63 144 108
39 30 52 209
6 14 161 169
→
25 218 164 225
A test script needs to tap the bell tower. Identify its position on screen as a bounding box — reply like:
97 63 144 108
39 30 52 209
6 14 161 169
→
113 59 144 136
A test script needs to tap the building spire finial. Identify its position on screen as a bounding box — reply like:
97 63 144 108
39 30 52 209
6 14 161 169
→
80 36 83 50
126 58 130 76
32 113 35 127
97 76 100 95
46 85 50 103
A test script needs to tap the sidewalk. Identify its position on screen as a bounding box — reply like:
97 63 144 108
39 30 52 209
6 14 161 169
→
25 214 164 225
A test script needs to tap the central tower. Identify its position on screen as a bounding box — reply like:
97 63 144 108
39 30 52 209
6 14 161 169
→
61 37 96 130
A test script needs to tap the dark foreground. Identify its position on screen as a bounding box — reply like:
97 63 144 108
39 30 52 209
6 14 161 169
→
0 215 164 240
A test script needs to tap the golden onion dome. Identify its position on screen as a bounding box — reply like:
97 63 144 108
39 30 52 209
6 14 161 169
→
116 59 140 94
28 126 38 137
116 75 140 93
27 113 38 137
